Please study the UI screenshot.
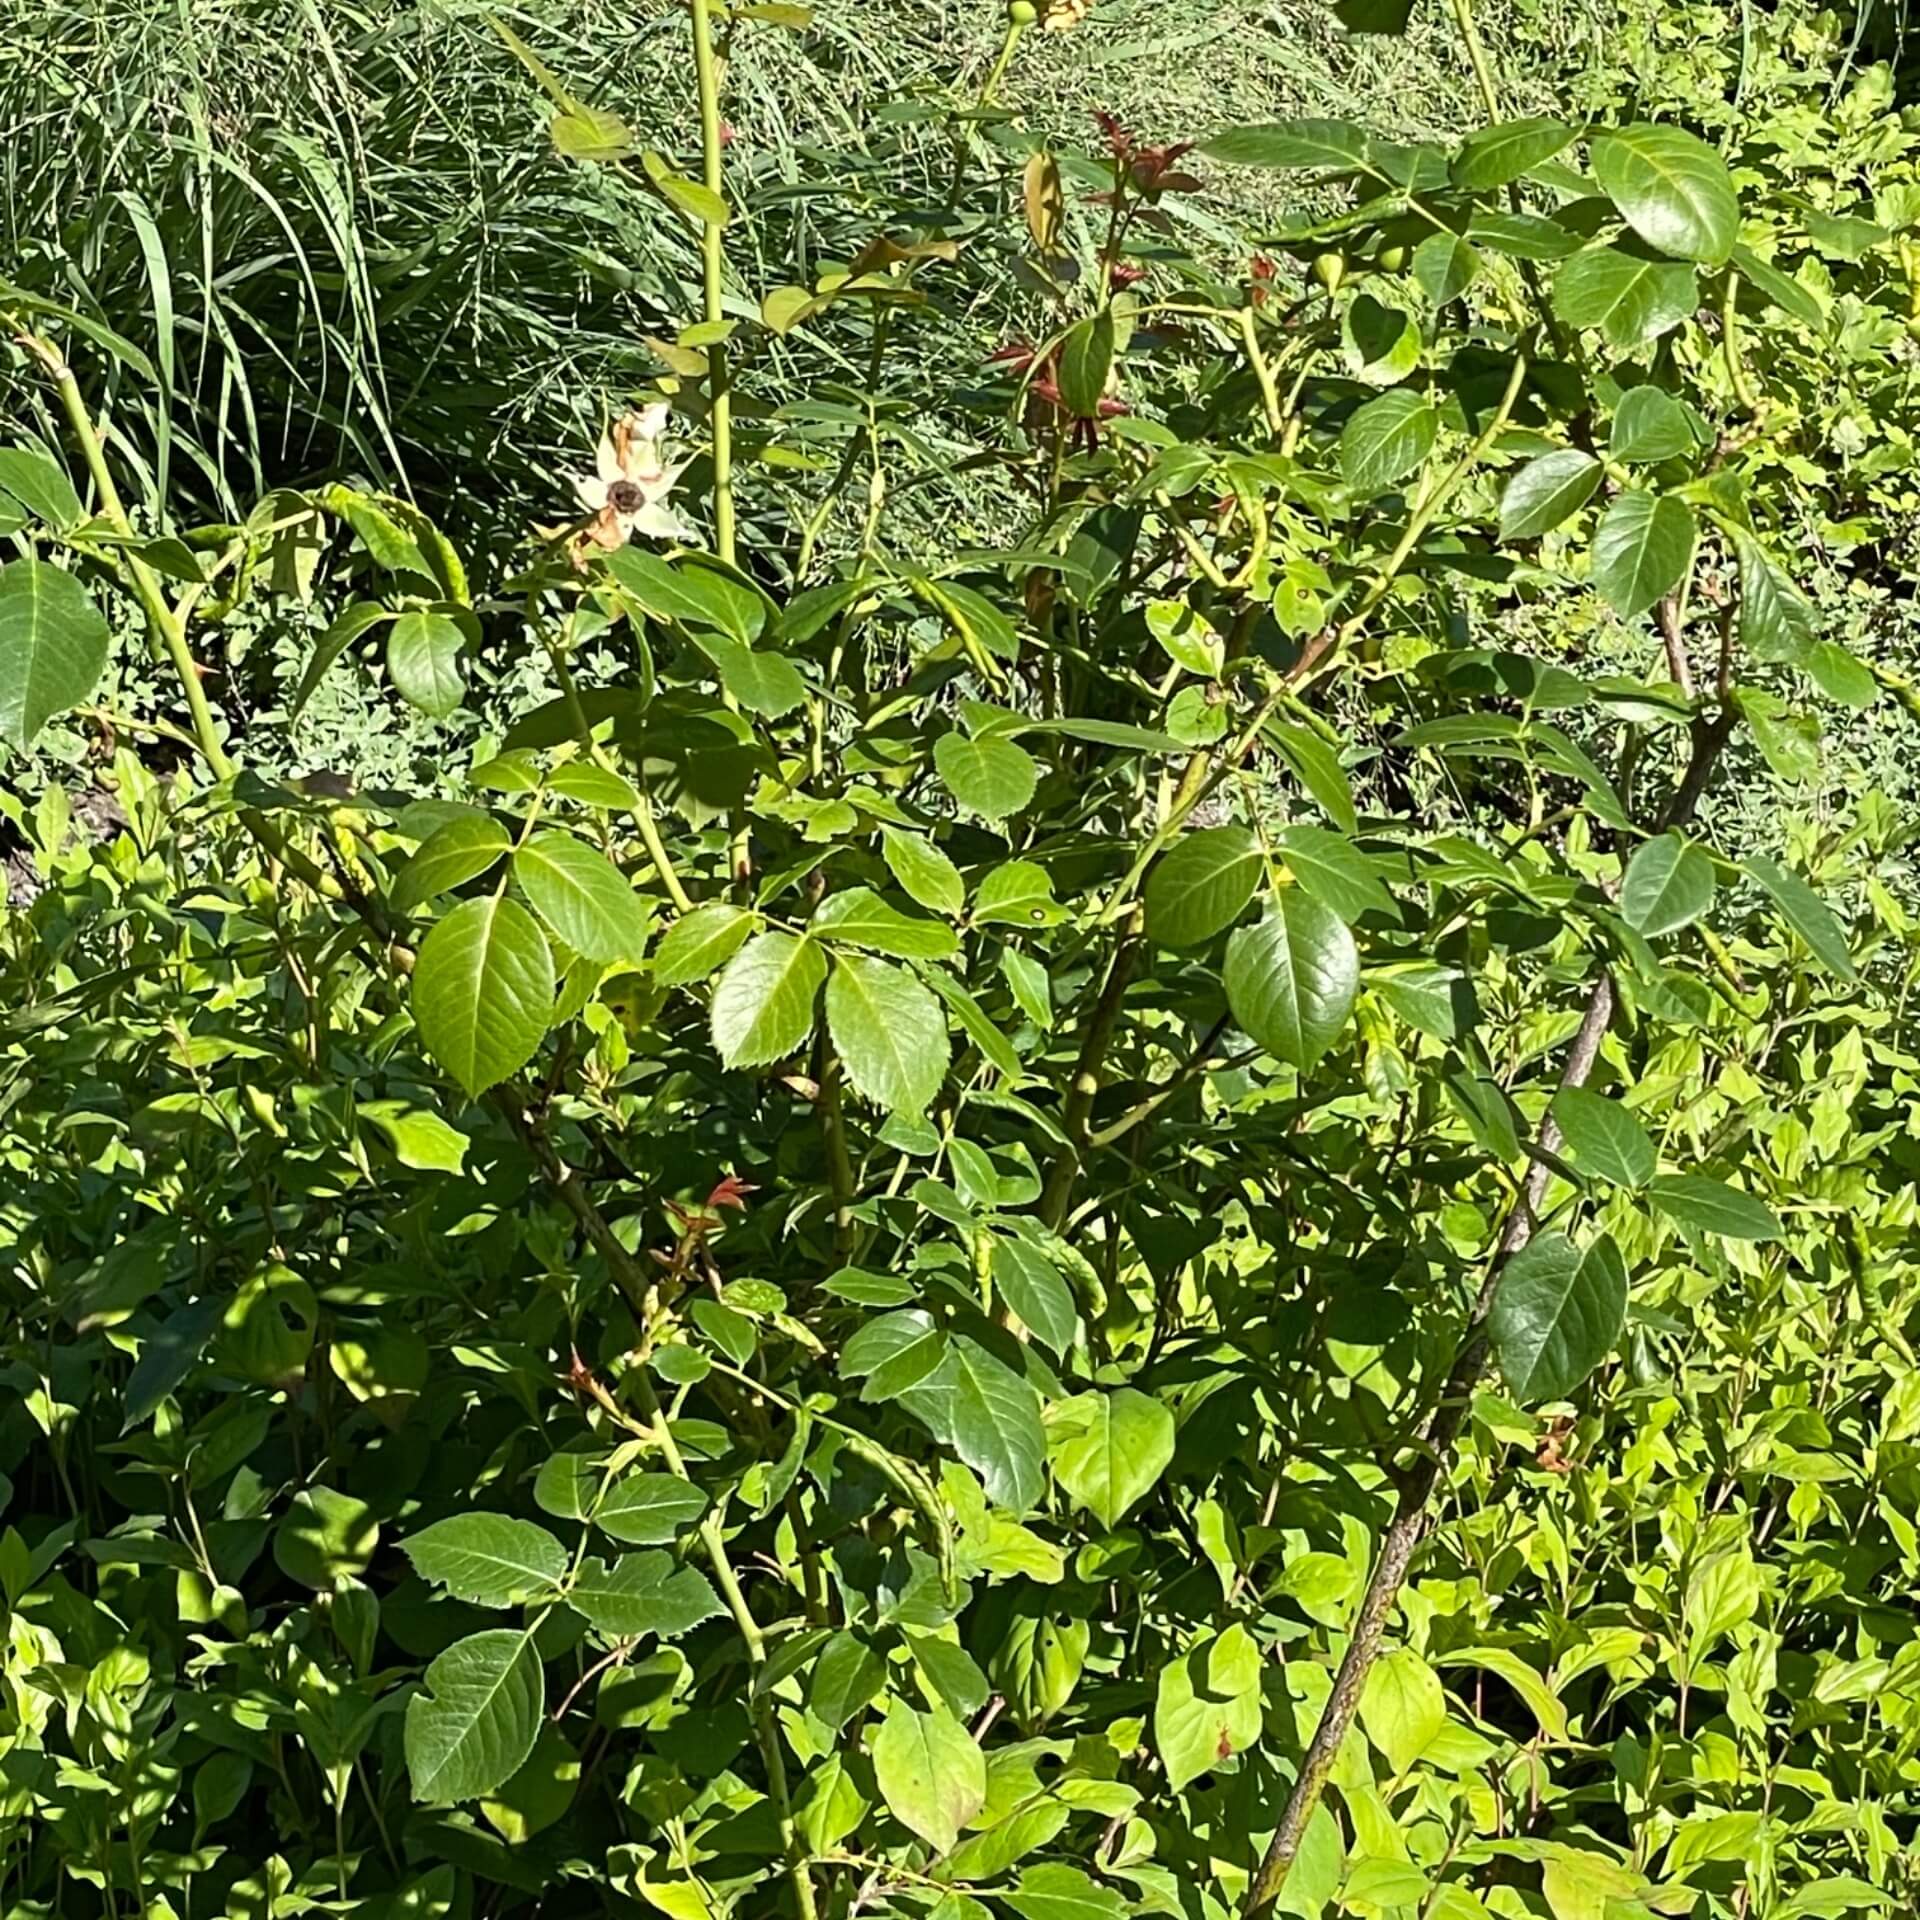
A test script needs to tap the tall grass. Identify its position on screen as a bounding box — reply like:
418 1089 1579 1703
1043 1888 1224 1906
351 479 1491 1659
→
0 0 1569 547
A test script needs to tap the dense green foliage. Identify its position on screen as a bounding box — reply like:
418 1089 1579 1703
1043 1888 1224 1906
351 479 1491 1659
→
3 4 1920 1920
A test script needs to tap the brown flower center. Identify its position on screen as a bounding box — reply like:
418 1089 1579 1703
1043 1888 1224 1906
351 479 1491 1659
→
607 479 646 514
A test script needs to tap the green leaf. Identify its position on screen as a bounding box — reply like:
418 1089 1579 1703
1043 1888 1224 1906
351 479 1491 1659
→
412 895 554 1097
1001 1864 1127 1920
1268 719 1359 830
812 886 959 959
711 932 826 1067
274 1485 377 1589
1553 247 1698 351
1590 123 1740 266
654 903 757 986
0 448 83 530
1551 1087 1655 1188
1729 242 1825 327
1339 389 1437 494
871 1699 985 1854
1743 854 1855 977
972 861 1065 929
1621 831 1716 937
515 832 653 963
0 560 112 748
686 631 807 718
898 1336 1045 1512
1411 230 1478 306
1803 640 1876 709
1735 534 1818 664
1648 1174 1781 1241
825 953 949 1114
1490 1231 1630 1402
1498 449 1601 540
550 106 632 163
1610 386 1694 462
606 548 763 643
1056 310 1115 418
1591 491 1695 620
360 1100 470 1174
1276 825 1394 921
881 829 965 916
404 1629 544 1805
810 1630 887 1731
934 731 1038 822
595 1474 709 1544
1144 826 1263 948
1145 598 1225 677
1047 1389 1175 1528
392 816 513 913
1453 116 1575 189
841 1309 947 1402
403 1515 567 1607
1358 1646 1447 1772
1153 1624 1262 1791
1342 293 1420 385
568 1552 722 1639
387 610 466 718
925 970 1025 1083
1001 949 1053 1029
1202 119 1376 172
1223 893 1360 1069
991 1239 1077 1357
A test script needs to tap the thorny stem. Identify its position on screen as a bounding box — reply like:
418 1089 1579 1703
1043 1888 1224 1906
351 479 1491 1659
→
1243 588 1742 1918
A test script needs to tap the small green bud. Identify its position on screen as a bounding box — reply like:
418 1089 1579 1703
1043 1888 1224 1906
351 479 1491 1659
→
1312 250 1346 294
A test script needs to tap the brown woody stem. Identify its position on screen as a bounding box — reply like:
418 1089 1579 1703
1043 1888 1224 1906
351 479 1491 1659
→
1244 592 1739 1917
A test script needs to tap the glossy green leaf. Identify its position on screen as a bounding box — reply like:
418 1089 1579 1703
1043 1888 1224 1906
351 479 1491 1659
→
991 1238 1077 1356
1047 1389 1175 1528
1453 116 1576 189
1591 123 1740 265
1591 491 1695 620
404 1629 544 1805
568 1552 722 1638
711 931 826 1067
881 828 965 915
387 610 466 718
1648 1174 1782 1240
1056 311 1115 418
515 832 653 963
1411 229 1478 306
898 1336 1045 1512
1154 1624 1262 1791
1553 247 1698 350
1490 1231 1629 1402
412 895 554 1097
403 1515 567 1607
653 903 757 986
392 816 512 913
812 886 959 958
0 560 112 748
1144 826 1263 947
1145 598 1225 676
1223 892 1360 1069
1001 1865 1127 1920
1743 854 1855 977
872 1699 985 1853
595 1474 709 1544
1551 1087 1656 1188
1735 535 1818 665
1621 832 1716 936
0 449 83 530
934 731 1038 822
1498 449 1601 540
1339 389 1437 494
1610 386 1695 462
825 952 949 1113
